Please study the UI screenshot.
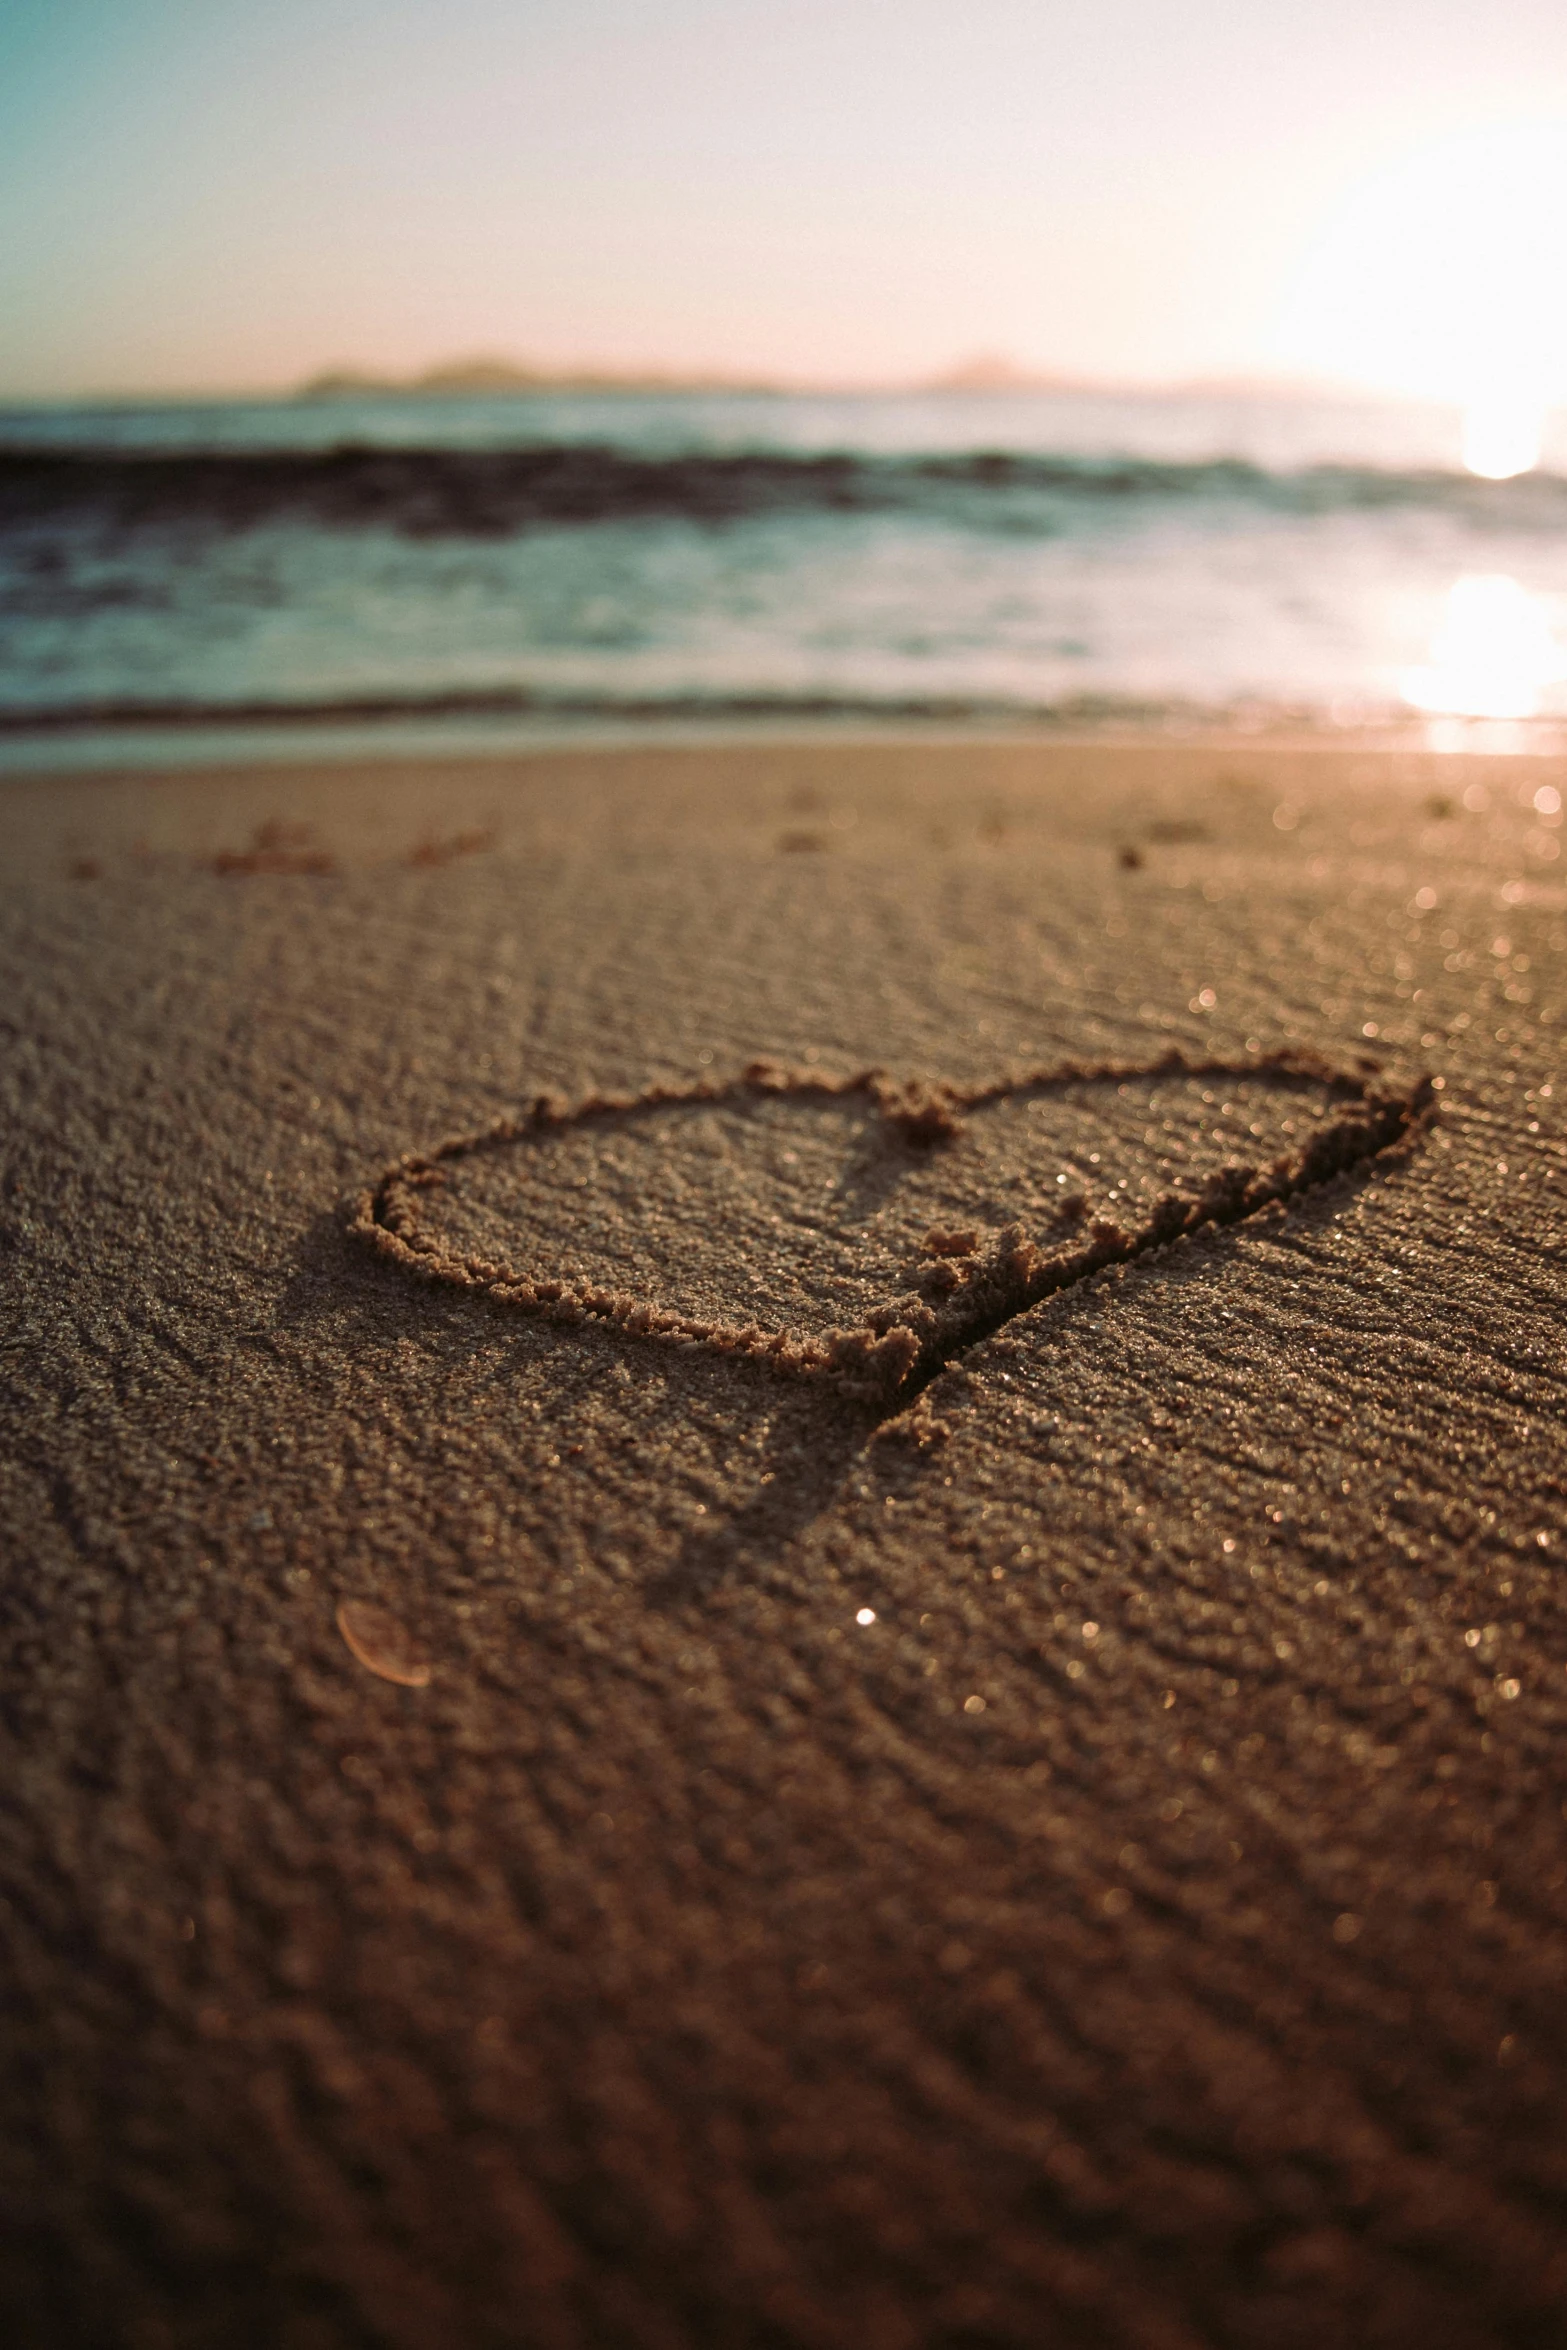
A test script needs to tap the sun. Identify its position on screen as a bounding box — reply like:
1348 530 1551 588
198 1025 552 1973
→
1461 397 1544 482
1275 121 1567 475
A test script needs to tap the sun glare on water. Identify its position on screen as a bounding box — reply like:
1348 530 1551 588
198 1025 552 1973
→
1403 575 1566 718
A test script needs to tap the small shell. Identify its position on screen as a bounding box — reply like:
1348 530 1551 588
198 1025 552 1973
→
335 1598 432 1688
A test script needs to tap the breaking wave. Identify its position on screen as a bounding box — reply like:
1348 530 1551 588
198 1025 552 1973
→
7 441 1567 539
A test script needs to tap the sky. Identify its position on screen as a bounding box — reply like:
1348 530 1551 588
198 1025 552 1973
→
3 0 1567 400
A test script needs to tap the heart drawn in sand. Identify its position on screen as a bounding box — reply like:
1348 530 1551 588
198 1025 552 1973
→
350 1051 1434 1412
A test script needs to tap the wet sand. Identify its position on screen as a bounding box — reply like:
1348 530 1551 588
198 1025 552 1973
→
2 735 1565 2348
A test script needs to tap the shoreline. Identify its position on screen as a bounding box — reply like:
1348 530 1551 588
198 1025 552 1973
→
7 705 1567 781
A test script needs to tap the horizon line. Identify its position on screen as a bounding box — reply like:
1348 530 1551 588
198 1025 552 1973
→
0 355 1472 410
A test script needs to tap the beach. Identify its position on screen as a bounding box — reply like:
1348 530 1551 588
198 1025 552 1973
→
3 732 1566 2348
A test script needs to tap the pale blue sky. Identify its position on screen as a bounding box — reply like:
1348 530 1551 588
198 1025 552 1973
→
4 0 1567 397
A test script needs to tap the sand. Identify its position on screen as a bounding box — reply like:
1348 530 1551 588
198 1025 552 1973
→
2 734 1565 2349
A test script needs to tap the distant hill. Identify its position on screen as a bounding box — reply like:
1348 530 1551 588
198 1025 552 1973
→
299 353 1095 400
298 357 786 399
923 354 1091 393
297 354 1385 404
924 356 1380 401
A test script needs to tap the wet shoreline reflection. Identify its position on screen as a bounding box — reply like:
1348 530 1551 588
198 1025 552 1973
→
1403 574 1567 720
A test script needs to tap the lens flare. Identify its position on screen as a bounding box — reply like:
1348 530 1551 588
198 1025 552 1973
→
1276 123 1567 423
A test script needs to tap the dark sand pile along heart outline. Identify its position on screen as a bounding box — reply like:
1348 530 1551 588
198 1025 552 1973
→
349 1050 1435 1413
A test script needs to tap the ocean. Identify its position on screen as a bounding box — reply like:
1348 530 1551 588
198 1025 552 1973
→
5 387 1567 765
